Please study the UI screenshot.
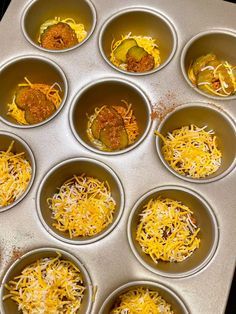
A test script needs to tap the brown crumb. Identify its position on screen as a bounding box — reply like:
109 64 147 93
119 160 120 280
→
151 91 180 121
11 246 23 262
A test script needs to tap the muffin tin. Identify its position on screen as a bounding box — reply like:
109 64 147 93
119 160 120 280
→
0 0 235 313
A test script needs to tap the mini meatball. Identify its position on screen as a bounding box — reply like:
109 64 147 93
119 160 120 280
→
41 22 78 50
127 54 155 72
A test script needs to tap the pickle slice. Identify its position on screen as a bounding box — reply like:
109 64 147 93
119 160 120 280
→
91 116 101 139
127 46 148 62
114 39 137 62
100 125 128 150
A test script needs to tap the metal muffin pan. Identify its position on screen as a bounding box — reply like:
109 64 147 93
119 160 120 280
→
0 0 235 313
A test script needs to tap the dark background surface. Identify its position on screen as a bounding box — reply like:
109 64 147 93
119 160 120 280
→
0 0 235 313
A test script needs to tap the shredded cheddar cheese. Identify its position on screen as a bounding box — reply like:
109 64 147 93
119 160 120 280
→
87 102 139 151
110 287 174 313
110 33 161 70
38 17 87 44
155 125 222 178
7 77 62 125
136 197 200 263
3 252 85 313
7 96 28 125
0 141 32 208
48 174 116 238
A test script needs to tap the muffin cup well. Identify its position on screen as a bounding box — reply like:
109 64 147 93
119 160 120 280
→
22 0 96 52
127 185 219 278
0 247 93 314
36 157 125 244
181 30 236 100
99 7 177 75
155 102 236 183
0 131 36 213
0 55 68 128
69 77 152 155
99 281 189 314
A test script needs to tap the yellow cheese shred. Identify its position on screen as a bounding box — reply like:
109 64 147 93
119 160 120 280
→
47 174 116 238
110 33 161 70
0 141 32 207
110 287 174 314
155 124 222 178
136 197 200 263
3 252 85 314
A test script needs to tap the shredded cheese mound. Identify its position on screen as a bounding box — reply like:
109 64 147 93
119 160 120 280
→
7 77 62 125
38 17 87 44
155 125 222 178
110 287 174 314
48 174 116 238
87 101 139 151
0 141 32 208
3 252 85 314
136 197 200 263
110 33 161 70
